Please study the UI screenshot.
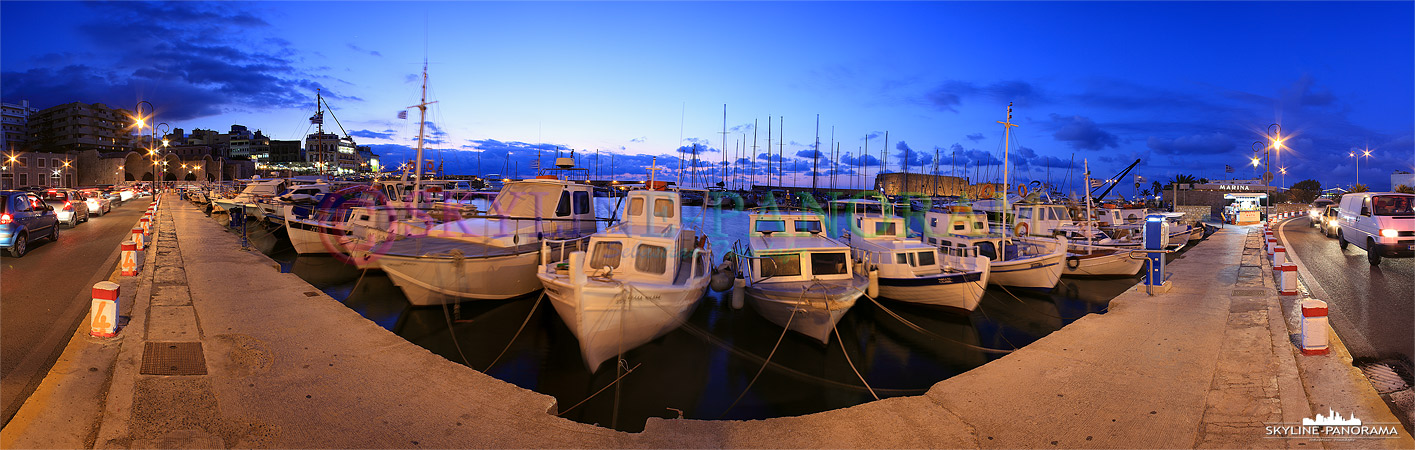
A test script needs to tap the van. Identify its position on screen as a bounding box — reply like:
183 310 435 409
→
1337 192 1415 265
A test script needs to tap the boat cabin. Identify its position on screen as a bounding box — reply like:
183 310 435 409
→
746 211 854 283
579 190 712 285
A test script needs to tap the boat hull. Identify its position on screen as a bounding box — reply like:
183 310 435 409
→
1063 249 1145 277
380 249 542 306
539 274 708 371
989 249 1065 290
285 219 352 255
878 269 989 312
745 276 865 344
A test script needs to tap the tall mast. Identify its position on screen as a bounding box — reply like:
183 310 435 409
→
721 104 728 188
864 133 869 190
765 116 772 189
812 114 819 193
410 60 437 190
997 102 1018 238
778 116 784 187
751 119 758 190
1084 159 1094 247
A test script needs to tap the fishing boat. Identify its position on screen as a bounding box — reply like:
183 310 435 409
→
210 177 286 214
923 204 1067 289
836 199 990 312
735 208 866 343
537 186 714 371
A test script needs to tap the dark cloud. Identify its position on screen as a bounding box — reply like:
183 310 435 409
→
926 81 976 112
347 44 382 57
894 141 932 168
1049 114 1119 150
966 133 985 142
1146 133 1235 155
1282 74 1336 107
924 80 1046 112
0 2 350 121
350 129 396 140
841 153 881 167
796 149 823 159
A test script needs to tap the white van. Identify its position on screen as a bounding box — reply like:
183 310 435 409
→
1337 192 1415 265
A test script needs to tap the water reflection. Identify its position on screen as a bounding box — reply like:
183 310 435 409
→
229 202 1187 432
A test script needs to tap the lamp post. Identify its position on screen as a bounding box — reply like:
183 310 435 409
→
155 122 170 191
133 101 154 186
62 159 72 188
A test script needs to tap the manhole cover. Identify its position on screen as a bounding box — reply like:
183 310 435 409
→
140 342 207 375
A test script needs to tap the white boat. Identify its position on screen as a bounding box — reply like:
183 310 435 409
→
210 178 286 214
923 204 1066 290
737 209 866 344
836 199 990 312
378 174 599 306
537 188 714 371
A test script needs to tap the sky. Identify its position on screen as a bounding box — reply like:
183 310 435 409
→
3 1 1412 194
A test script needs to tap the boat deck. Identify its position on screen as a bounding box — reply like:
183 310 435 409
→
378 236 546 259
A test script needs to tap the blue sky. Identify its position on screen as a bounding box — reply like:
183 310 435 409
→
3 1 1412 193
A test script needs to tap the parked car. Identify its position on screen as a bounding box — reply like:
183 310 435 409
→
80 189 112 216
1337 192 1415 265
1308 198 1336 227
41 188 90 227
1318 205 1341 238
1 190 60 257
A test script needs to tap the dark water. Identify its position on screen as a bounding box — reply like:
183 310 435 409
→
232 203 1196 432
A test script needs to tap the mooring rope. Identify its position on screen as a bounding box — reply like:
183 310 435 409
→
555 362 643 417
862 294 1014 354
485 291 546 371
833 326 878 401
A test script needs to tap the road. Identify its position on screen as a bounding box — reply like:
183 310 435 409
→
1280 217 1413 364
0 197 152 427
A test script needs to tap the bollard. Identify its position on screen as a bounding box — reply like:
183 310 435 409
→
1273 245 1288 267
1299 298 1329 355
120 240 139 276
140 215 151 234
1279 263 1298 296
1266 236 1277 257
89 281 120 338
131 227 146 251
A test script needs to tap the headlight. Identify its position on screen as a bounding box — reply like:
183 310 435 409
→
1380 229 1399 238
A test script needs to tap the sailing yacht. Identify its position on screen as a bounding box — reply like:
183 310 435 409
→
836 199 990 312
737 209 866 344
537 187 714 371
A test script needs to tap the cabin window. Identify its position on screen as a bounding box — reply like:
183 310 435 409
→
976 242 998 260
917 251 936 266
974 220 985 229
928 237 937 244
654 198 675 218
1019 208 1032 219
875 221 896 236
556 191 571 217
755 220 786 234
795 220 823 233
929 218 937 228
573 191 590 215
953 221 965 231
589 241 623 269
811 253 849 275
895 253 908 264
761 253 801 277
628 197 645 216
635 244 668 274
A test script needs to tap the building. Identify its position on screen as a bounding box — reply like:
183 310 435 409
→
26 102 135 153
1161 178 1283 216
267 140 303 165
304 132 357 174
2 100 40 153
1 151 78 189
1393 170 1414 190
874 172 1001 198
356 145 380 173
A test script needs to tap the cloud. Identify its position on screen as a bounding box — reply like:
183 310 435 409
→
1282 74 1336 107
925 81 976 112
629 136 646 143
841 152 881 167
0 2 352 121
966 133 985 142
350 129 396 140
1049 114 1119 150
347 43 382 57
1146 132 1236 155
923 80 1046 112
894 141 932 168
795 149 823 159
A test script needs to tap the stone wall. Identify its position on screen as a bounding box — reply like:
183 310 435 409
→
1174 205 1213 223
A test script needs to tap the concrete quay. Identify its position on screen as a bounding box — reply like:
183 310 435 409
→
2 194 1410 449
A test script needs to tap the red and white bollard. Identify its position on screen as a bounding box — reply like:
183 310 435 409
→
1299 298 1328 355
120 240 139 276
131 227 145 251
90 281 120 338
1273 245 1288 267
140 216 150 234
1278 262 1298 295
1266 236 1277 257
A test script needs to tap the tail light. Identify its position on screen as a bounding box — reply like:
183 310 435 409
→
0 213 12 224
63 201 73 211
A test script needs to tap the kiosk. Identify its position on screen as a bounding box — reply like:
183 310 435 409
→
1223 193 1267 225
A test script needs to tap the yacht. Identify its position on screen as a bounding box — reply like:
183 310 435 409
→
736 209 866 344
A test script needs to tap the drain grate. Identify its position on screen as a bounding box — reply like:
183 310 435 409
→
140 342 208 375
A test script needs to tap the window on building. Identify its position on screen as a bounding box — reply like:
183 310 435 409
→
36 158 44 167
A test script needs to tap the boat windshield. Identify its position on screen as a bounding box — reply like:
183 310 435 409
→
874 221 897 236
811 252 849 275
794 220 822 233
760 253 801 277
755 220 787 234
490 183 563 217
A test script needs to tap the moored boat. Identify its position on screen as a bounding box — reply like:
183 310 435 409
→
735 209 866 343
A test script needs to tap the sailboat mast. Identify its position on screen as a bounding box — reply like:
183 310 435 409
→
751 119 758 190
411 61 436 189
721 104 728 189
1084 159 1094 247
812 114 819 193
997 102 1017 238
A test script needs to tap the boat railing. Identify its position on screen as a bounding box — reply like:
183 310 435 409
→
538 235 594 272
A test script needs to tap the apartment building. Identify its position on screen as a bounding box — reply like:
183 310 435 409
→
2 100 40 153
27 102 135 153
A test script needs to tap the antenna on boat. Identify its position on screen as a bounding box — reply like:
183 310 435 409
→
997 102 1018 239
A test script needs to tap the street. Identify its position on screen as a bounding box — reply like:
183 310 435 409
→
1281 217 1414 364
0 197 152 426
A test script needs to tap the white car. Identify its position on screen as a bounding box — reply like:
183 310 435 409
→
1308 198 1335 227
1337 192 1415 265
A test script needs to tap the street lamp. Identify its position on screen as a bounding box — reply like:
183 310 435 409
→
62 159 71 188
1268 124 1286 191
133 101 154 184
154 122 170 189
1348 148 1373 189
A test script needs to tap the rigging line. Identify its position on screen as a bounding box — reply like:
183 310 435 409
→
485 290 546 371
995 283 1095 321
833 325 878 401
437 294 473 369
863 295 1014 353
555 362 643 417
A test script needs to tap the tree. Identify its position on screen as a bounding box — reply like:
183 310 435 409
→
1151 180 1162 195
1287 179 1322 204
1350 183 1370 193
1396 184 1415 194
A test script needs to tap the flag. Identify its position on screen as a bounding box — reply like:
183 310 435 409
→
1225 165 1234 173
1089 178 1103 188
309 112 324 125
397 110 408 120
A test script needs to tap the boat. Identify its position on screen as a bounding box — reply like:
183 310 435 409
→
210 178 286 214
537 186 714 371
836 199 990 312
735 208 866 343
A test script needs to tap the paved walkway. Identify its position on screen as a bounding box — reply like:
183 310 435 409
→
1 196 1410 448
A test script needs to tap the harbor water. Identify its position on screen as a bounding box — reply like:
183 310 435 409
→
235 200 1196 432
